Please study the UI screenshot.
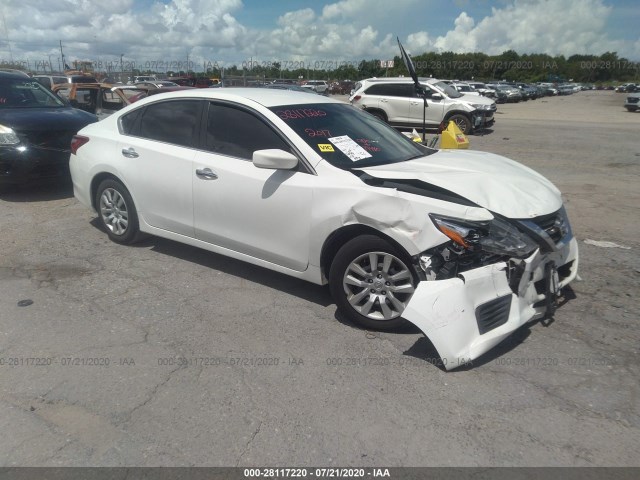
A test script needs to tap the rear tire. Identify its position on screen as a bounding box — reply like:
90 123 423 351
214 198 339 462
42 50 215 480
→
329 235 417 331
95 179 141 244
367 109 388 122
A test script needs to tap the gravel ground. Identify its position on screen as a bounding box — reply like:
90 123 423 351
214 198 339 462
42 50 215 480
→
0 90 638 467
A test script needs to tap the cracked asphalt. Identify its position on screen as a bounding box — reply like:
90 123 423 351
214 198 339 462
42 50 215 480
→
0 91 638 467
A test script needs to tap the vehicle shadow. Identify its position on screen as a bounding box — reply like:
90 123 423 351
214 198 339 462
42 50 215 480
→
400 326 534 372
87 219 579 372
473 127 495 136
0 181 73 202
89 221 335 309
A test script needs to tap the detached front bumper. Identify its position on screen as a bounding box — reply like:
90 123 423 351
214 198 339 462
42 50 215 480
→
402 236 579 370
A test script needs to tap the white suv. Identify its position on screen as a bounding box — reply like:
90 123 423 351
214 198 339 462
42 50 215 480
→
301 80 329 94
349 77 496 134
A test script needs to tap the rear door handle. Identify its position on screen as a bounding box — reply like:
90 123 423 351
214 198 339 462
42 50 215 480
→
195 168 218 180
121 147 139 158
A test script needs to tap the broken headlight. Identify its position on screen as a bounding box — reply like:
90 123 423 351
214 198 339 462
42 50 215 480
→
429 214 538 259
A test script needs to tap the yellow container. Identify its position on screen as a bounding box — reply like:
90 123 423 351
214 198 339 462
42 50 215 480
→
440 121 470 149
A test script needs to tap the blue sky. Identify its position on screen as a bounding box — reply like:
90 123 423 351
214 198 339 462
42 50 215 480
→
1 0 639 70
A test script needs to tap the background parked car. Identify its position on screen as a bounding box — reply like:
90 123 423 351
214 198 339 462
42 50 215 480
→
170 77 217 88
451 83 481 96
624 92 640 112
33 73 98 90
467 82 497 99
487 84 522 102
0 71 97 187
301 80 329 94
328 81 355 95
262 84 318 93
350 77 496 134
32 75 69 90
51 83 181 119
135 80 180 89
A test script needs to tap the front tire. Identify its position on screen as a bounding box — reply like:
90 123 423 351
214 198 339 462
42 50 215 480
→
329 235 417 330
95 179 141 244
448 113 472 134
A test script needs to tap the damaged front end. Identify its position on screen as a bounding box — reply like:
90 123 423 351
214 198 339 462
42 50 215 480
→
402 207 579 370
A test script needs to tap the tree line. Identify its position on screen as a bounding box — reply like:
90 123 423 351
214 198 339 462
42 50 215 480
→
211 50 640 84
5 50 638 84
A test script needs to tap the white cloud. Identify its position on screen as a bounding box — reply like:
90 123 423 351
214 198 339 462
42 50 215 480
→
0 0 637 70
435 0 620 56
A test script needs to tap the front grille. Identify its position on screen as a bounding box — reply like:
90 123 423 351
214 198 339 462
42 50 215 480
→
475 295 512 334
18 130 75 152
627 97 639 104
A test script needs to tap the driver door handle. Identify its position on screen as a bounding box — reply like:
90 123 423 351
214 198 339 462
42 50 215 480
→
196 168 218 180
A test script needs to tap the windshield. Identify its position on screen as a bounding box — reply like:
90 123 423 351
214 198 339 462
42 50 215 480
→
433 81 463 98
270 103 434 169
0 78 66 108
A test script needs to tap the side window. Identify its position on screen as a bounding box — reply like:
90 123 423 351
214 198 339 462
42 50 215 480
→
205 103 290 160
139 100 201 148
73 88 97 112
101 90 125 110
35 78 51 89
365 84 387 95
393 84 415 97
365 84 413 97
120 108 143 135
417 85 433 97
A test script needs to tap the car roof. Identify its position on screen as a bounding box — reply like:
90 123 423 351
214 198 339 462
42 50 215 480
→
127 87 337 108
0 70 32 79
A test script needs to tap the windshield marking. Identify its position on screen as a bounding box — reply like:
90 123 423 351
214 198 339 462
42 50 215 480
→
328 135 372 161
356 138 382 153
276 108 327 120
305 128 332 138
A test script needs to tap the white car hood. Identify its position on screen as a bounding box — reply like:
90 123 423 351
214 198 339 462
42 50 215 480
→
357 150 562 218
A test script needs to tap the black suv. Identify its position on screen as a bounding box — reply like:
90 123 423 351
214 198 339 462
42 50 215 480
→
0 71 97 188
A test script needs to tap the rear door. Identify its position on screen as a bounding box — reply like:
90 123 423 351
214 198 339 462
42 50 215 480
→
364 83 415 123
117 99 202 236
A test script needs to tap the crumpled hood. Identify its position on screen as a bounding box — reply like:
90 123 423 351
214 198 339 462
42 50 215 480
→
357 150 562 218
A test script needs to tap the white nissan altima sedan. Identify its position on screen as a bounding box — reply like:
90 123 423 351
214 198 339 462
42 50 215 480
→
70 88 579 370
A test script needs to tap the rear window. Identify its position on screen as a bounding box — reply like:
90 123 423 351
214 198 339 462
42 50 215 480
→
270 103 433 169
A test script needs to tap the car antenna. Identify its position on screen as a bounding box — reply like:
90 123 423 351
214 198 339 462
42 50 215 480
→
397 37 427 143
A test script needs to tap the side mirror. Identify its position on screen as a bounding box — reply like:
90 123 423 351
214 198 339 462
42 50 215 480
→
253 149 299 170
431 93 442 100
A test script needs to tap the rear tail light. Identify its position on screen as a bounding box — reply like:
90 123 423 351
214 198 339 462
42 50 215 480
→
352 95 361 102
70 135 89 155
